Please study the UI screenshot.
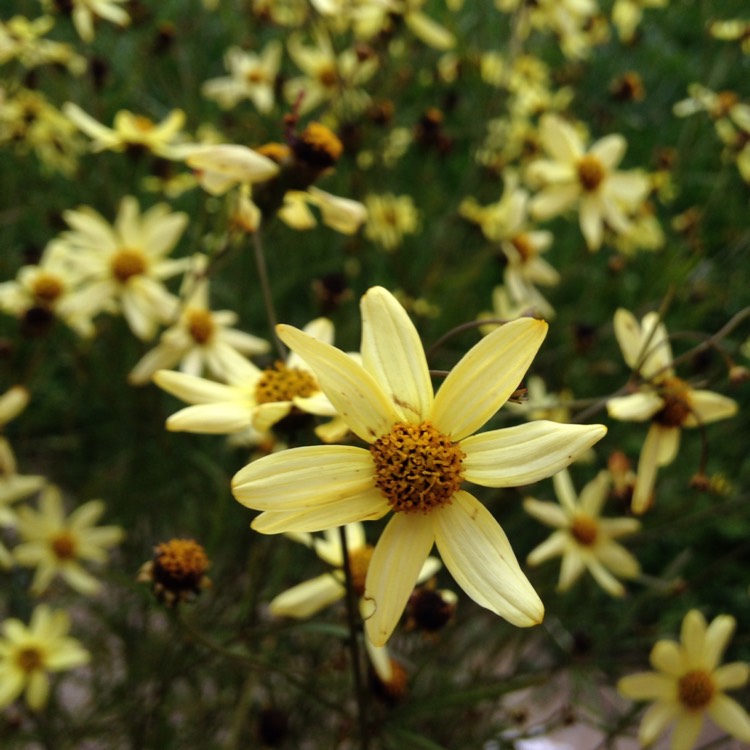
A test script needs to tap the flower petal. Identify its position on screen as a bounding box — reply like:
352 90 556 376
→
708 693 750 743
277 324 400 443
523 498 568 529
360 286 433 423
268 573 344 618
639 701 679 747
685 390 738 427
167 403 251 434
650 640 684 677
233 446 375 510
433 491 544 627
526 530 567 566
713 662 750 691
618 672 675 701
607 391 664 422
702 614 736 671
364 513 435 647
461 421 607 487
669 710 703 750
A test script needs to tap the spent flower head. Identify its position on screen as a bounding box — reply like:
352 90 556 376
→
232 286 606 645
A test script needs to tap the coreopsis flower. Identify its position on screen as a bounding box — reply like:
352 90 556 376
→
618 609 750 749
612 0 668 43
41 0 130 42
283 187 367 235
364 193 420 251
56 196 189 341
0 438 46 568
14 486 124 596
0 240 99 337
138 538 211 606
154 318 343 439
524 469 641 596
128 257 270 385
0 15 86 73
202 41 282 113
460 172 558 318
0 605 90 711
606 309 738 513
63 103 186 157
709 19 750 54
526 114 651 251
232 286 607 645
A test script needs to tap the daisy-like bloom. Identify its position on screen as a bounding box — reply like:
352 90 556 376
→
232 286 607 646
709 19 750 54
460 172 558 319
63 103 186 158
202 41 282 113
14 485 124 596
137 538 211 606
153 318 343 440
279 187 368 235
364 193 420 252
128 257 270 385
606 309 738 514
612 0 668 43
0 240 100 337
0 15 86 73
618 609 750 749
269 523 440 685
57 196 189 341
523 469 640 596
0 605 90 711
526 114 651 251
39 0 130 42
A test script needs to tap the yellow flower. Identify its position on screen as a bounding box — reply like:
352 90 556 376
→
202 40 282 113
128 255 270 385
0 605 90 711
618 609 750 749
607 309 737 513
612 0 668 44
364 193 420 252
527 114 650 251
154 318 343 440
57 196 189 341
232 286 606 645
524 469 641 596
0 15 86 73
63 103 185 157
14 485 124 596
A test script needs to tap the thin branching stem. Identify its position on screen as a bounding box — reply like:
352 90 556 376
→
252 229 287 360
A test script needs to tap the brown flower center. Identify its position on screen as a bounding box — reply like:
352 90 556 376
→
348 545 374 596
678 669 715 711
654 376 692 427
32 272 64 304
152 539 210 591
370 421 464 514
577 154 606 192
510 233 535 262
254 362 318 404
186 309 215 344
293 122 343 169
111 248 147 283
16 646 43 673
51 531 77 560
570 515 598 546
317 65 338 88
132 115 156 133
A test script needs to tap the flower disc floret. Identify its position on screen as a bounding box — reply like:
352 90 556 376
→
153 539 209 590
577 154 606 191
370 421 465 514
186 309 215 344
111 247 147 282
678 670 715 710
51 532 77 561
32 273 64 304
655 376 692 427
254 362 318 404
16 647 43 672
570 515 598 546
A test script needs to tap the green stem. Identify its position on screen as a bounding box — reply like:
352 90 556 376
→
252 229 287 360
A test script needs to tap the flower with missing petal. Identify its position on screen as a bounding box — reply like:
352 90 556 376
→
607 309 737 514
524 468 640 596
618 609 750 749
0 605 90 711
232 286 606 646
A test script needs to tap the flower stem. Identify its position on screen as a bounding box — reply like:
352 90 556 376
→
252 229 287 360
338 526 371 750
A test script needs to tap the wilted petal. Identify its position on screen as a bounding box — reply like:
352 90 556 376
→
461 421 607 487
432 317 548 441
233 446 375 510
433 491 544 627
364 513 435 647
277 324 399 443
360 286 433 423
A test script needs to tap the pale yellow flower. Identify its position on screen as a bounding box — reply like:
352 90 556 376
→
202 41 282 113
14 485 124 596
128 256 270 385
524 469 640 596
364 193 420 251
709 19 750 54
154 318 342 439
527 114 651 251
57 196 189 341
607 309 737 513
63 103 185 157
0 605 90 711
0 15 86 73
232 287 607 645
612 0 668 43
618 609 750 749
